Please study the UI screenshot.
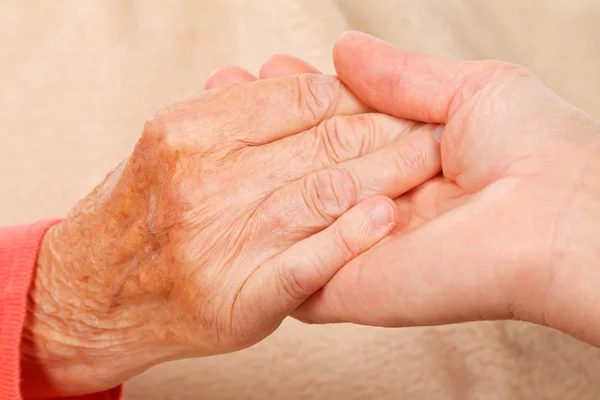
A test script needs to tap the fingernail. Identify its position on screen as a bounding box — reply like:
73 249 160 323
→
371 201 395 229
434 124 445 143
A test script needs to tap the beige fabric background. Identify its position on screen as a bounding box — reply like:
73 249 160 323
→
2 1 600 398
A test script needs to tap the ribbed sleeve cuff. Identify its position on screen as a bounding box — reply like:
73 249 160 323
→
1 220 61 399
0 220 122 400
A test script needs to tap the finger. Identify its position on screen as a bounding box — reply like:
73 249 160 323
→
291 209 498 326
243 196 397 322
257 113 423 189
261 124 440 241
259 54 321 79
292 188 547 327
333 31 524 124
205 66 257 90
188 74 369 145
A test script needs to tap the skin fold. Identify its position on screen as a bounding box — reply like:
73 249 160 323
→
290 33 600 349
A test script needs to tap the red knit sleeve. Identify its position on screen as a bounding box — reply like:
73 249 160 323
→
0 221 122 400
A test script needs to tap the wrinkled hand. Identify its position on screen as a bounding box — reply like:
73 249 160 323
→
295 32 600 346
22 72 441 397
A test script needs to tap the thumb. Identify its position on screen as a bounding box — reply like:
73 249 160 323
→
333 31 547 190
333 31 524 124
292 204 522 328
240 196 397 328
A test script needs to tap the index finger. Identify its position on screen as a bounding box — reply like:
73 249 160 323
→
199 74 368 145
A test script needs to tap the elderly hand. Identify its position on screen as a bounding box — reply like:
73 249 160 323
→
292 32 600 347
22 72 441 397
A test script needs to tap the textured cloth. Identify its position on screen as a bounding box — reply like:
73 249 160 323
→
2 1 600 399
0 221 121 400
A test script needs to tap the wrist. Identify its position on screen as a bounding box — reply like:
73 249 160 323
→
20 220 178 398
543 144 600 346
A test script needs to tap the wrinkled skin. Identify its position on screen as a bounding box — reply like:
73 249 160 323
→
22 72 441 397
291 33 600 348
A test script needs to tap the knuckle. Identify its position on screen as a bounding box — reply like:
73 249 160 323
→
277 262 312 302
142 104 214 158
142 111 169 144
142 106 187 153
317 116 365 163
331 225 360 263
303 168 359 222
293 74 339 123
393 142 428 175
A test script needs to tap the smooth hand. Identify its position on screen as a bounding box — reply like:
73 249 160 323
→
295 32 600 347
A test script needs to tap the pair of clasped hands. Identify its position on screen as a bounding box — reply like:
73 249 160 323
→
26 32 600 397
